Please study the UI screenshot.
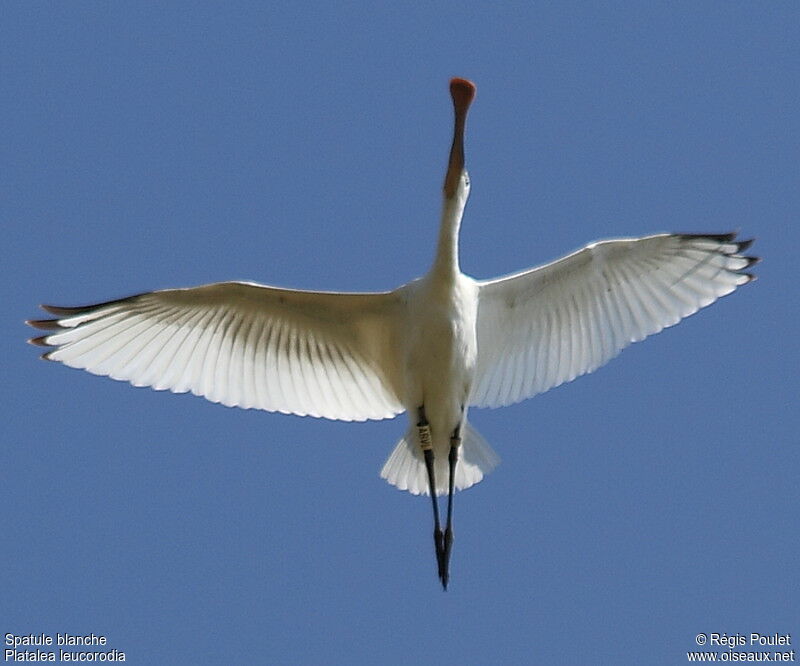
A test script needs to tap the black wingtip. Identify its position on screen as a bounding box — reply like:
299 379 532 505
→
743 256 761 268
26 318 63 330
40 304 86 316
676 231 760 283
28 335 53 347
39 293 144 317
678 231 738 243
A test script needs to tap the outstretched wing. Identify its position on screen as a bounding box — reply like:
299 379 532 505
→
29 281 405 421
471 233 758 408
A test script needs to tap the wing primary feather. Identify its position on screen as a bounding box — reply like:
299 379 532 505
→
319 339 347 416
224 311 249 407
286 325 307 416
302 331 327 416
128 307 191 386
196 306 230 400
40 295 139 317
606 263 638 343
311 332 340 417
676 231 737 244
533 306 551 394
519 318 537 399
242 312 261 409
572 289 590 378
550 303 564 389
271 319 290 412
497 319 518 405
252 316 270 410
105 314 172 383
153 306 206 391
27 319 63 331
583 283 606 370
305 331 329 418
629 260 668 336
30 335 53 347
45 308 130 350
70 311 156 375
208 308 234 403
638 269 677 331
562 294 578 382
330 342 371 419
617 262 652 342
175 306 218 394
672 247 724 287
295 329 318 417
640 256 695 314
262 317 281 409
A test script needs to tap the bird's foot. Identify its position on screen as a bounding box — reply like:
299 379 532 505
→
439 527 454 590
434 528 445 581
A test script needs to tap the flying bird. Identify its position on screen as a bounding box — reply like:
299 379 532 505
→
28 78 758 589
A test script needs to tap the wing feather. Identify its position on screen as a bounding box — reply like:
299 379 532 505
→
472 233 758 408
30 281 404 421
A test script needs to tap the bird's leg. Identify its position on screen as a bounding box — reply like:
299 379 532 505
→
418 406 445 580
441 424 461 590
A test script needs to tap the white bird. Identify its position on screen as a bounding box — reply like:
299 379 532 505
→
28 78 758 589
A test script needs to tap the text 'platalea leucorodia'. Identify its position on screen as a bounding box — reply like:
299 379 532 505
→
28 78 758 589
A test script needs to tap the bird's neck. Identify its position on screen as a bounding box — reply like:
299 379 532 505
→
431 187 466 278
433 78 473 281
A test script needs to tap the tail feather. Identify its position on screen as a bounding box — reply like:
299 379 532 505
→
380 422 500 496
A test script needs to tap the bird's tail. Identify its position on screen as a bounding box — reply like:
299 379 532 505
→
380 422 500 496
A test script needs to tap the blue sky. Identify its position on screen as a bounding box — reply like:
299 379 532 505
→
3 3 797 664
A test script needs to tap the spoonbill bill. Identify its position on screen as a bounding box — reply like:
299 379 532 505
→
28 78 758 589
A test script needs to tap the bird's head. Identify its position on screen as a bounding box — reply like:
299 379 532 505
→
444 78 475 201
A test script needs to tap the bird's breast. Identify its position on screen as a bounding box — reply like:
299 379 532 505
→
402 274 479 424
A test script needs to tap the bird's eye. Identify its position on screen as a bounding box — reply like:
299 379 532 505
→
464 173 471 187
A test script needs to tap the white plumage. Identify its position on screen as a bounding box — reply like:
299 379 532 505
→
29 234 756 495
472 233 755 407
28 78 757 588
36 284 404 421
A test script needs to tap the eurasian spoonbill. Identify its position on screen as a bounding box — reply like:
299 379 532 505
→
28 78 758 589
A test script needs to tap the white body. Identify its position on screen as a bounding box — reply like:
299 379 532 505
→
404 186 476 438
